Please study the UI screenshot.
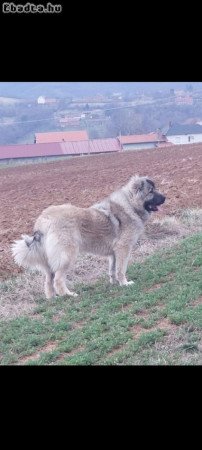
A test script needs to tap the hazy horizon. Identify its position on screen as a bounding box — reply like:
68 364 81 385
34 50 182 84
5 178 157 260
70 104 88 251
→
0 82 201 99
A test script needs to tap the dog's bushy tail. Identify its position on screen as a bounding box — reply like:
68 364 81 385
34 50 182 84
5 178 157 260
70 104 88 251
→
11 231 47 272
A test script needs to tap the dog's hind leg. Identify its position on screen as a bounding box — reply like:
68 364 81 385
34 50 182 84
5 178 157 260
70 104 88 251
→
53 248 79 297
44 270 55 299
54 267 78 297
109 254 117 284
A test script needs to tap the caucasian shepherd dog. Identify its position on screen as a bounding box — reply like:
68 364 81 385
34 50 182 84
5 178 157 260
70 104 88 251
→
12 175 165 298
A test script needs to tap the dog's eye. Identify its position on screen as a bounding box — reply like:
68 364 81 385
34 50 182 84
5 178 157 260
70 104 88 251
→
149 188 153 193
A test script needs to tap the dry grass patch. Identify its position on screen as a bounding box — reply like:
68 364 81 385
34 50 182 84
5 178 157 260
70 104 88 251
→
152 325 202 365
180 208 202 228
0 272 44 320
146 216 184 240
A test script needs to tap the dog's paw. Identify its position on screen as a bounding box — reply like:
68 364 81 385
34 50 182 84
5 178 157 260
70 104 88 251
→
69 291 78 297
120 280 134 286
125 280 134 286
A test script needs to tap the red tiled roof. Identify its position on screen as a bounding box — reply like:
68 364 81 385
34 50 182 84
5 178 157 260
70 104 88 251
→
119 133 165 144
61 138 120 155
0 138 120 160
35 130 89 143
0 143 62 159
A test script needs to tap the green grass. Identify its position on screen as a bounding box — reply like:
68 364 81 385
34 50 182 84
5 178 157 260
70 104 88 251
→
0 233 202 365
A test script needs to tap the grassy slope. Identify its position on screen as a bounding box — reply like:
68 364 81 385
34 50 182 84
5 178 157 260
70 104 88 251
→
0 233 201 365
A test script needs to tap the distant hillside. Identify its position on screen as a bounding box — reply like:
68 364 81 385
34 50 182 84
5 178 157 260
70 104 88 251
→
0 82 201 100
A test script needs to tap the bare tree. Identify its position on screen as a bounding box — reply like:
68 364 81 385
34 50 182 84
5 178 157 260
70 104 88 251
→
107 108 144 136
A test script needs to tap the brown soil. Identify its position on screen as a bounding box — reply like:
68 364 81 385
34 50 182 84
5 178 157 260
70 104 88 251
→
18 341 58 364
131 318 177 339
0 143 202 280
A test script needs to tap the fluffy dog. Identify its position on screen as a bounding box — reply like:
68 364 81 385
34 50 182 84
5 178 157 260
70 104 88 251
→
11 175 165 298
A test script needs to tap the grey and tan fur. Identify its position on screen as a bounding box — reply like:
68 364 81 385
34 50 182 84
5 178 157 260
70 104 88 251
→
11 175 165 299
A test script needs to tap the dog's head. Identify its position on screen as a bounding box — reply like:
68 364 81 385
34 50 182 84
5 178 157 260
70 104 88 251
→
126 175 166 213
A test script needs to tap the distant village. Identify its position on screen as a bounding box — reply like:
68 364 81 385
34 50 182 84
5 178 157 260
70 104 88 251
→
1 86 202 163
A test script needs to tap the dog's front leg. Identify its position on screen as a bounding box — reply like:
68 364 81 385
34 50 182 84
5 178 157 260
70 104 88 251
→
114 244 134 286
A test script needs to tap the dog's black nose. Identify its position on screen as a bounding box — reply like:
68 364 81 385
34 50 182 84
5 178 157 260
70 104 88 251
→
156 193 166 205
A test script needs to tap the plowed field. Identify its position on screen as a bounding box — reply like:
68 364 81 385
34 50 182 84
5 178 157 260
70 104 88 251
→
0 143 201 279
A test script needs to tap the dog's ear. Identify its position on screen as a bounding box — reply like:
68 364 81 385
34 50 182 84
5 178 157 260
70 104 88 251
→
131 176 144 192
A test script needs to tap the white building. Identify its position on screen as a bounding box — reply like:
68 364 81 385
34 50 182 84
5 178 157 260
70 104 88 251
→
37 96 57 104
166 123 202 145
37 96 46 104
118 132 168 151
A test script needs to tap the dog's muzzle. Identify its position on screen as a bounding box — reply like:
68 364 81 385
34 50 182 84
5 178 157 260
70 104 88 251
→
144 193 166 213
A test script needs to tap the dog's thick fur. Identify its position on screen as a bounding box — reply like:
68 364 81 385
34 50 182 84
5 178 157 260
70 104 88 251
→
11 175 165 298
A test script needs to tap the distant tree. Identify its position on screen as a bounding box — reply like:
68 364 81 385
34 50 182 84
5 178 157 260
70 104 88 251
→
104 103 118 117
187 84 193 92
108 108 144 136
89 128 99 139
